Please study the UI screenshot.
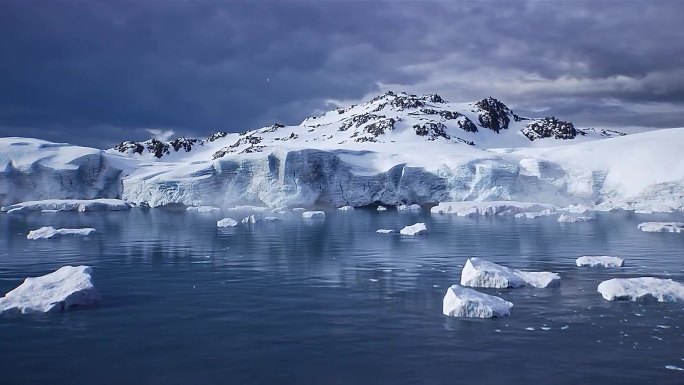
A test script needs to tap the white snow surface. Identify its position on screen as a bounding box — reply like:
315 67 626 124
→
576 256 624 268
27 226 96 240
400 222 427 235
431 201 556 217
461 257 561 289
442 285 513 318
302 211 326 219
0 265 100 315
597 277 684 302
2 199 130 213
2 94 684 212
216 218 238 227
637 222 684 233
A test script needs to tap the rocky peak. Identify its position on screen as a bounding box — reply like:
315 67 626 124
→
472 97 512 133
521 117 577 140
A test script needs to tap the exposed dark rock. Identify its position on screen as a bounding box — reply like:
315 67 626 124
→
145 139 170 159
420 94 445 103
207 131 228 142
522 117 577 140
413 122 450 141
390 93 425 110
364 118 396 136
339 113 385 131
474 97 512 133
113 141 144 155
169 137 202 152
458 119 478 133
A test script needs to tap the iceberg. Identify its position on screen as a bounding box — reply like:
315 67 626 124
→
576 256 624 268
431 201 556 217
337 205 355 211
557 213 594 223
216 218 238 227
400 223 427 235
241 214 261 224
377 206 388 211
514 209 555 219
302 211 326 219
597 277 684 302
2 199 130 214
637 222 684 233
0 265 100 315
461 257 560 288
27 226 96 240
442 285 513 318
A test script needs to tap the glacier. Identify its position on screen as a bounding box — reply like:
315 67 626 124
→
1 92 683 211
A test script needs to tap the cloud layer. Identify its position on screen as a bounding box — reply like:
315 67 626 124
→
1 1 683 147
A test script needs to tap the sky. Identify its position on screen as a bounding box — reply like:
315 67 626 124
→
1 0 684 148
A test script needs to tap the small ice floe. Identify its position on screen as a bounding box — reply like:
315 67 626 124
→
302 211 325 220
541 326 551 331
400 223 427 236
597 277 684 302
665 365 684 371
525 327 535 331
292 208 307 212
514 209 555 219
216 218 238 227
576 256 624 268
431 201 555 217
263 216 280 222
442 285 512 319
460 257 560 289
186 206 220 213
557 213 594 223
0 266 100 315
377 206 388 211
376 229 395 234
1 199 131 213
27 226 96 240
337 205 354 211
241 214 261 224
225 205 269 212
397 204 422 211
637 222 684 233
563 204 593 214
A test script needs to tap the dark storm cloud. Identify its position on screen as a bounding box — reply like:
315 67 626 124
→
1 0 683 147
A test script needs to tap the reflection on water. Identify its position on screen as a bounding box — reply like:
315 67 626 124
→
1 208 683 384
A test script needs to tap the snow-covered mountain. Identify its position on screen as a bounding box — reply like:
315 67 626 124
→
109 92 622 161
1 92 682 211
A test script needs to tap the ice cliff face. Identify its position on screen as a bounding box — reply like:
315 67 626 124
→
1 91 682 211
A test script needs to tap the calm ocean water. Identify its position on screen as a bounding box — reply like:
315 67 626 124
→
1 208 683 385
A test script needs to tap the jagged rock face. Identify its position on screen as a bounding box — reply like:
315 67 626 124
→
413 122 450 140
522 117 577 140
145 139 170 158
169 137 202 152
339 113 385 131
113 141 144 155
208 131 228 142
473 97 512 133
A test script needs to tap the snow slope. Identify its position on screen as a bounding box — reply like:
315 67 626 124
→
1 92 682 210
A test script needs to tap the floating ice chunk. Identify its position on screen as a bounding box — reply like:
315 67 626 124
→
563 204 593 214
186 206 220 213
598 277 684 302
637 222 684 233
27 226 96 240
557 213 594 223
292 208 307 212
263 216 280 221
400 223 427 236
216 218 238 227
514 209 555 219
431 201 556 217
576 256 624 268
1 199 130 213
376 229 395 234
398 204 422 211
241 214 261 224
442 285 512 318
337 205 354 211
302 211 326 220
460 257 560 289
225 205 269 212
377 206 388 211
0 266 100 315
